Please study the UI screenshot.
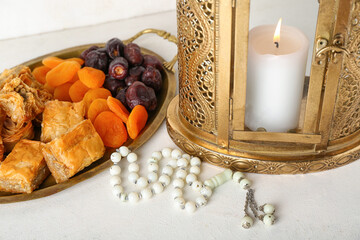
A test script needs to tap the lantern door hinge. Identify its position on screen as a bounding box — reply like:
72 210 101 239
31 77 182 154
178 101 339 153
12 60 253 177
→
315 34 349 65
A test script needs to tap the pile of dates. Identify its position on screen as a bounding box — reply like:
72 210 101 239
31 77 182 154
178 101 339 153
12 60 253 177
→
80 38 164 111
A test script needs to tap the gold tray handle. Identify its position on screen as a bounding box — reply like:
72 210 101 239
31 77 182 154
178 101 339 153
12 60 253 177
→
125 28 178 72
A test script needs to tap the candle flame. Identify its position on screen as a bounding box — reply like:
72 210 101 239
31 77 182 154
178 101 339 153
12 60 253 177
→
273 18 282 48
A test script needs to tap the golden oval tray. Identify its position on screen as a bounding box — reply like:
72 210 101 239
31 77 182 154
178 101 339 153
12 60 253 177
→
0 29 177 204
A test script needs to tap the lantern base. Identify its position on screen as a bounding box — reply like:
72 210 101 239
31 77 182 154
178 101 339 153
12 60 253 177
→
166 95 360 174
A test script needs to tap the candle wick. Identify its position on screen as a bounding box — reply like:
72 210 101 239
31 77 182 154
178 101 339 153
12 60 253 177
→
275 42 279 48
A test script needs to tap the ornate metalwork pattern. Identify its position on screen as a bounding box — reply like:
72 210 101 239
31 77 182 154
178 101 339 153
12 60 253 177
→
330 1 360 140
167 119 360 174
177 0 216 133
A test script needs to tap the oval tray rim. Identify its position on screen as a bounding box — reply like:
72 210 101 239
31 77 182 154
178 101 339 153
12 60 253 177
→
0 43 176 204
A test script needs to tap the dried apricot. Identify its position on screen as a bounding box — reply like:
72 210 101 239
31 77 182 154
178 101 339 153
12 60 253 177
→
54 83 72 101
107 96 129 124
69 71 80 83
93 111 128 148
69 80 89 102
127 105 148 139
46 61 81 87
83 88 112 113
88 99 110 123
42 56 84 69
42 56 65 68
67 57 84 66
78 67 105 89
44 83 55 94
32 65 51 84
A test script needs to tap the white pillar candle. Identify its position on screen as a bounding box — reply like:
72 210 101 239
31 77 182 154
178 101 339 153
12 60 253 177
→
245 22 309 132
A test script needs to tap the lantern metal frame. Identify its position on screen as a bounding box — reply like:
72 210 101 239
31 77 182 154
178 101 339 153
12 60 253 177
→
166 0 360 174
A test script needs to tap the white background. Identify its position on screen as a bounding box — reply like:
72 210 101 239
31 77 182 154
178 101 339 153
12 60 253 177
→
1 1 360 240
0 0 176 40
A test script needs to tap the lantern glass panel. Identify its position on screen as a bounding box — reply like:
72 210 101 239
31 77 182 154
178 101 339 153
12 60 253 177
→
240 0 319 134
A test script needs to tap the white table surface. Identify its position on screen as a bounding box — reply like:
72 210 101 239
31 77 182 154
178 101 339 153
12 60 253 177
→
1 7 360 240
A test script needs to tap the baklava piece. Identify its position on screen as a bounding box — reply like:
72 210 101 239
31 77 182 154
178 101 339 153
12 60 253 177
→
42 120 105 183
0 66 52 152
0 109 5 161
2 119 34 152
41 100 85 143
0 65 46 90
0 140 50 193
0 75 52 124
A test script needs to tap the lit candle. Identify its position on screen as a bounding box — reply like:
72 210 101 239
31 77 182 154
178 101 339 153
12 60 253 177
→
245 19 309 132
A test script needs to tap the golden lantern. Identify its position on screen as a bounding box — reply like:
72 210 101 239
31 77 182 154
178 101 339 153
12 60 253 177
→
166 0 360 174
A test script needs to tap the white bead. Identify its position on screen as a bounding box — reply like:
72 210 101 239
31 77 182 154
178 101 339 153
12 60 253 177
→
128 163 139 173
141 188 153 199
147 157 158 164
190 166 200 175
172 188 183 199
182 154 191 160
136 177 148 188
174 197 185 209
127 152 138 163
167 159 177 168
190 157 201 166
173 178 185 188
148 172 158 183
162 148 172 158
120 193 127 202
185 201 197 213
152 151 162 160
112 185 124 197
162 166 174 176
240 178 252 189
119 146 130 157
176 169 187 179
128 172 139 183
128 192 140 203
263 204 275 214
196 196 207 206
171 149 182 159
191 181 202 192
263 214 275 226
233 171 245 183
148 163 159 172
152 182 164 194
177 158 189 168
186 173 197 184
110 152 121 163
200 186 212 198
110 165 121 176
159 175 171 186
241 215 254 229
110 176 122 187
